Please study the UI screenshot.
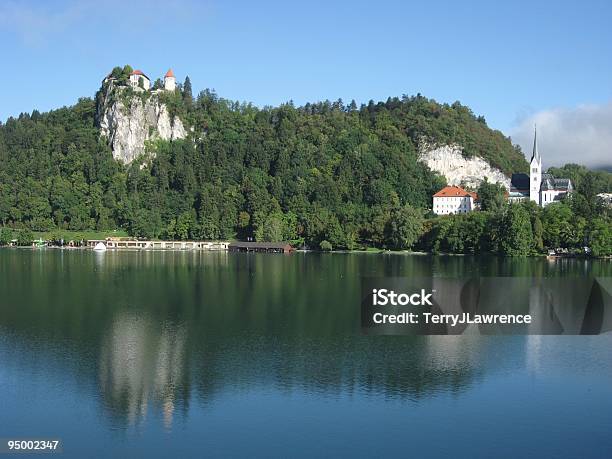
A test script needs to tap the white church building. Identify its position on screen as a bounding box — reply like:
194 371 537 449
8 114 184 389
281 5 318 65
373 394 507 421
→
508 128 573 206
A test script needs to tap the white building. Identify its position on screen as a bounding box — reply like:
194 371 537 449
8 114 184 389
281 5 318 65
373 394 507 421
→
509 128 573 206
129 70 151 91
164 69 176 92
103 67 178 93
433 186 478 215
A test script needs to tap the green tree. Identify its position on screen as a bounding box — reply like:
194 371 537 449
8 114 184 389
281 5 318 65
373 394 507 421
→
183 76 193 108
16 229 34 246
477 179 506 212
175 211 197 240
384 204 424 250
541 203 584 249
589 218 611 257
498 204 533 256
0 227 13 245
532 216 544 252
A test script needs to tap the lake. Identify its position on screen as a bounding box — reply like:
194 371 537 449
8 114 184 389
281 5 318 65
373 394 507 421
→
1 250 611 458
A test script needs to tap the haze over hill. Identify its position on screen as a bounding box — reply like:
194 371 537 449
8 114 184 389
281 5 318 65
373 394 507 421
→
512 101 612 169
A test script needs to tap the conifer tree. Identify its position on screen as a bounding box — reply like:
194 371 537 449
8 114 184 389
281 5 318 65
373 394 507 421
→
183 76 193 107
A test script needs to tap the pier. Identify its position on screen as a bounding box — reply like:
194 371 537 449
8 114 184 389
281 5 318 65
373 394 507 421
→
228 242 294 253
86 239 229 251
85 239 295 253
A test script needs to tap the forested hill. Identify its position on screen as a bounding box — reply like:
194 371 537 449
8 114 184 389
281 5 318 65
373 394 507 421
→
0 84 530 248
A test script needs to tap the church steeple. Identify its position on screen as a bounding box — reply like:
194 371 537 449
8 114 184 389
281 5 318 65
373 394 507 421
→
530 125 540 163
529 125 542 204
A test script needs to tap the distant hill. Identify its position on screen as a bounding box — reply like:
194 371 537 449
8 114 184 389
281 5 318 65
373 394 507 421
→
0 74 540 248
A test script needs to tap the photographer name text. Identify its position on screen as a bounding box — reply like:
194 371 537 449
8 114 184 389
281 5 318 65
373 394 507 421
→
371 289 532 326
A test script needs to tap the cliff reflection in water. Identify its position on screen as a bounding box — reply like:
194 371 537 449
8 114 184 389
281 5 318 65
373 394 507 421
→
98 314 187 429
0 250 610 429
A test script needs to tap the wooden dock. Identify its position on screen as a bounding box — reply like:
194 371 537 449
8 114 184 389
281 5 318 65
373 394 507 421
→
228 242 294 253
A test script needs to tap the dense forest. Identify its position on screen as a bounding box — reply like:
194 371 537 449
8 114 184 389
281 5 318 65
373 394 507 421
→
0 68 610 255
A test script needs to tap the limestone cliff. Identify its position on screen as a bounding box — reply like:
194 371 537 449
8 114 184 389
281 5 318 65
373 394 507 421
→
96 84 187 164
418 143 511 189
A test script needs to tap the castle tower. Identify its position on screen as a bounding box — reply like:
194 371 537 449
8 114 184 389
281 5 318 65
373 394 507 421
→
164 69 176 92
529 126 542 204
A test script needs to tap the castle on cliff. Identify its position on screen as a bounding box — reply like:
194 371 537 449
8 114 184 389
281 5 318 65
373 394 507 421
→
103 68 176 92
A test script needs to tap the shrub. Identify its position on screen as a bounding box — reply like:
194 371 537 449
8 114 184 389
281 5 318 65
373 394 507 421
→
320 240 332 251
16 229 34 246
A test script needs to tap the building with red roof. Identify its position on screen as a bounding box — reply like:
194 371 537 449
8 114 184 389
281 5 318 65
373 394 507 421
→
129 69 151 90
164 69 176 92
433 186 478 215
102 66 179 93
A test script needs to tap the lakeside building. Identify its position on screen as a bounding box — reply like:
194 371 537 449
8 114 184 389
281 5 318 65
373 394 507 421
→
432 186 478 215
508 128 573 206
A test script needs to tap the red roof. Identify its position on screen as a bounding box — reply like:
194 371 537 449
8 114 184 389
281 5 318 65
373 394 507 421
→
434 186 478 200
131 69 145 75
165 69 175 78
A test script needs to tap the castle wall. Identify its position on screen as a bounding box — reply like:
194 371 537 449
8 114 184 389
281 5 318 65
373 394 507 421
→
164 77 176 91
130 74 151 90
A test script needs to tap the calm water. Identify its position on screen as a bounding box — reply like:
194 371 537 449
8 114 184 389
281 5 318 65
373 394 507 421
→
0 250 611 458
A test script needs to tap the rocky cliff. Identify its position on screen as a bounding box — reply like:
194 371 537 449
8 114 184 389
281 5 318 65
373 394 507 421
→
418 144 511 189
96 84 187 164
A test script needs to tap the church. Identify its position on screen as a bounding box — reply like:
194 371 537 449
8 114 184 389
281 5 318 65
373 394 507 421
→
508 128 573 206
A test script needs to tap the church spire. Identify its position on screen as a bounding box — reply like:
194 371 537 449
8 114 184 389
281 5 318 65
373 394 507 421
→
531 125 540 163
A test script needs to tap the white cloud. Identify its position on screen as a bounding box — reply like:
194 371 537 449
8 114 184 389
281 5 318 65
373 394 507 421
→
0 0 207 46
510 101 612 169
0 1 87 46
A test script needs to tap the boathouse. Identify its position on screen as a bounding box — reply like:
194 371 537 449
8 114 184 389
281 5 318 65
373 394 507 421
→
228 242 294 253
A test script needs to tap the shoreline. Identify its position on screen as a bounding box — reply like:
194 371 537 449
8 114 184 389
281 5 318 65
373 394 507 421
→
1 245 609 259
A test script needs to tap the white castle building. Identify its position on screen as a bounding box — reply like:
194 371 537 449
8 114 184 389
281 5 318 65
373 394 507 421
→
129 69 151 90
508 128 573 206
104 68 176 93
163 69 176 91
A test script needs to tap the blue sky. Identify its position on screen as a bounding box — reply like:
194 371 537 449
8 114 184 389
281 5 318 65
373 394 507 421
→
1 0 611 166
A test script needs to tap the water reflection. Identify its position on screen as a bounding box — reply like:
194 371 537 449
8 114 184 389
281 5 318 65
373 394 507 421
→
98 314 187 429
0 250 610 430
